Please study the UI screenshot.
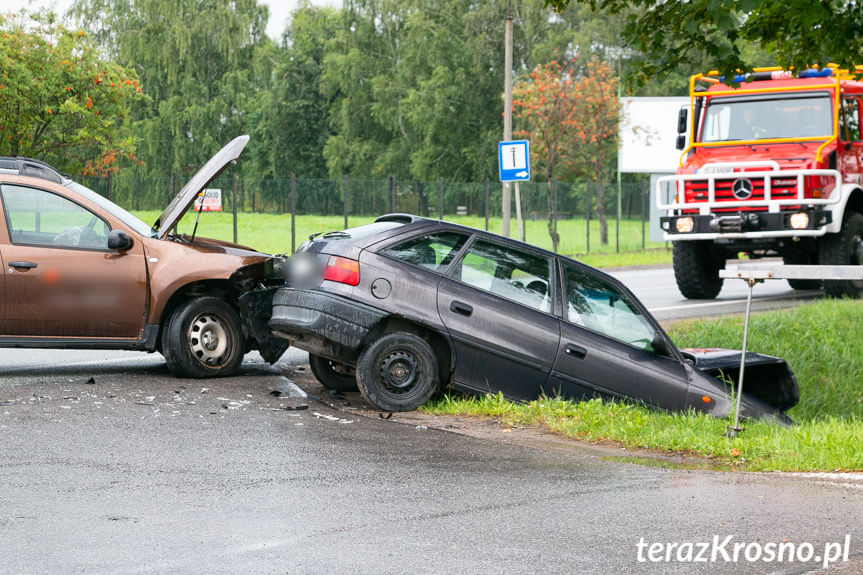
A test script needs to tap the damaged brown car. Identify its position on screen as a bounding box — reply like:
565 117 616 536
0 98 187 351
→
0 136 286 377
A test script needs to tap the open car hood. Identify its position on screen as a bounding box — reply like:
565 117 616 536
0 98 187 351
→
152 135 249 239
681 347 799 412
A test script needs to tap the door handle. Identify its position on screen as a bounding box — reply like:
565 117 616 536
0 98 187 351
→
449 301 473 317
564 343 587 359
9 261 37 270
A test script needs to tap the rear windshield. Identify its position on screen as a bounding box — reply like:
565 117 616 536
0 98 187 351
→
317 221 404 241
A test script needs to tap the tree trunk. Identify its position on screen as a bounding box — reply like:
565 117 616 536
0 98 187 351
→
545 178 559 252
595 179 608 245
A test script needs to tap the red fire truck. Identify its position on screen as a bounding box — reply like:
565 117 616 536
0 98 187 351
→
658 66 863 299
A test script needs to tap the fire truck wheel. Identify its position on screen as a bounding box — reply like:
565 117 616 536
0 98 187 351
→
783 253 822 290
821 212 863 298
672 240 724 299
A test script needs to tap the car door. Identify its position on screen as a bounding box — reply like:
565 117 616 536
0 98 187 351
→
0 184 147 340
437 236 560 401
838 96 863 181
548 260 690 410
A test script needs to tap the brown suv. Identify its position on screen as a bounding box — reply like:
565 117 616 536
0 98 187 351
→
0 136 287 377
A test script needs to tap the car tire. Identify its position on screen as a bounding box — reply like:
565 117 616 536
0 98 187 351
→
356 332 440 412
308 354 358 392
161 296 245 378
820 212 863 298
673 240 724 299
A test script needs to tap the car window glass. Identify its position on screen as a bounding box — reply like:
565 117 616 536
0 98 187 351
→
456 238 552 313
1 185 110 249
564 264 655 350
840 98 861 142
382 232 468 272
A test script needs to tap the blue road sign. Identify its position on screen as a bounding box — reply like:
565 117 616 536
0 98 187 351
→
498 140 530 182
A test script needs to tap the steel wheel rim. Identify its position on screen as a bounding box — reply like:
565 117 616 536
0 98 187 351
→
189 313 230 367
378 350 421 395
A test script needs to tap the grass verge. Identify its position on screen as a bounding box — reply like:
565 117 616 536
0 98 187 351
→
423 299 863 472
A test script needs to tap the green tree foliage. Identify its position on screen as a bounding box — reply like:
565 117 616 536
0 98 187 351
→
70 0 269 177
247 5 341 179
322 0 568 184
0 11 142 174
543 0 852 84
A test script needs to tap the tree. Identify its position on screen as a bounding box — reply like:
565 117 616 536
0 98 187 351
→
513 59 578 251
567 59 620 245
543 0 863 84
0 10 142 174
70 0 269 177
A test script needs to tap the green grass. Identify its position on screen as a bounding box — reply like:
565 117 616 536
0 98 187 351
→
423 299 863 472
132 210 670 267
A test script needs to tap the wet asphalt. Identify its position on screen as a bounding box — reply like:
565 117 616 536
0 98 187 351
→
1 349 861 574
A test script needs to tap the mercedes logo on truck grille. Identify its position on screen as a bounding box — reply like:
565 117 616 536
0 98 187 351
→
732 178 754 199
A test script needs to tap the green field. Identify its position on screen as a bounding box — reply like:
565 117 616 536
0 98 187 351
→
132 210 670 268
423 299 863 472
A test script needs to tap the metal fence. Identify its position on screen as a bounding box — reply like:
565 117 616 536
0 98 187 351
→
79 172 656 255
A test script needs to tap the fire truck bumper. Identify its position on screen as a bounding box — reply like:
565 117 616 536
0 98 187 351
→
661 208 832 241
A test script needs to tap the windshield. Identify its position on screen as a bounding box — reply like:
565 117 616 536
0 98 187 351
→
700 93 833 142
64 180 154 237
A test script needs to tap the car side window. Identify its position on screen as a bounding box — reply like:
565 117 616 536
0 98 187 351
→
1 185 110 249
381 232 468 272
455 238 552 313
563 263 655 350
840 98 861 142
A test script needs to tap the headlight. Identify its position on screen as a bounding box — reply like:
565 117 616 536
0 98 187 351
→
675 217 695 233
789 212 809 230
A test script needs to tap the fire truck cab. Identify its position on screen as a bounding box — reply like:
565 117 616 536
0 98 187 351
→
658 67 863 299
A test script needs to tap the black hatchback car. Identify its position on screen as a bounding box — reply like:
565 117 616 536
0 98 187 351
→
268 214 797 420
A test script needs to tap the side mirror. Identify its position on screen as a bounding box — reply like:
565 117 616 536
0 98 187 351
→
107 229 134 251
676 134 686 150
677 107 688 133
651 331 673 358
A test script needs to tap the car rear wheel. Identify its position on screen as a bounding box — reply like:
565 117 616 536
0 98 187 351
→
356 332 440 412
308 354 358 392
821 212 863 298
162 296 245 378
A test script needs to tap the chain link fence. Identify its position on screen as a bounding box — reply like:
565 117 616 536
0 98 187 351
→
79 172 657 256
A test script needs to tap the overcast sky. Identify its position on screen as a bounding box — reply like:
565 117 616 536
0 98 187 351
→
0 0 338 39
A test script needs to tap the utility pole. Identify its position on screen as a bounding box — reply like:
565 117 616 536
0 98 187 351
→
502 1 513 237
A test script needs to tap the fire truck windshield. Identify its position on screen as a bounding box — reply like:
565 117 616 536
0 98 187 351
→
700 93 833 142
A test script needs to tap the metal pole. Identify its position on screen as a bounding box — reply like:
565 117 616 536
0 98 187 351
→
616 176 621 253
389 175 395 213
514 182 523 241
728 278 755 438
484 179 490 231
502 2 513 237
585 181 591 253
553 178 559 253
641 179 647 250
107 169 113 201
290 173 296 255
232 172 238 244
343 174 349 230
438 177 444 220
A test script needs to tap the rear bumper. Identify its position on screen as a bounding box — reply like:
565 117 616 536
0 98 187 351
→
269 288 387 359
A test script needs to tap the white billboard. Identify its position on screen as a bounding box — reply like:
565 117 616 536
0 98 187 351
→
618 97 689 174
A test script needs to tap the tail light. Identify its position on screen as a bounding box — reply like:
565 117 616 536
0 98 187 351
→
323 255 360 286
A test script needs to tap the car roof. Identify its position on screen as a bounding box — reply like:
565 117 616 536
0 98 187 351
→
0 157 64 184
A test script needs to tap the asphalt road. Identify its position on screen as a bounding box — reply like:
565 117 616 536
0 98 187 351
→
609 263 821 321
1 349 861 574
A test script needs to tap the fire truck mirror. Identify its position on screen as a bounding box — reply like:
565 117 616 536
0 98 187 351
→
677 107 688 134
676 134 686 151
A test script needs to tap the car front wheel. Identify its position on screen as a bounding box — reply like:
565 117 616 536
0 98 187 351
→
356 332 440 412
162 296 245 378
